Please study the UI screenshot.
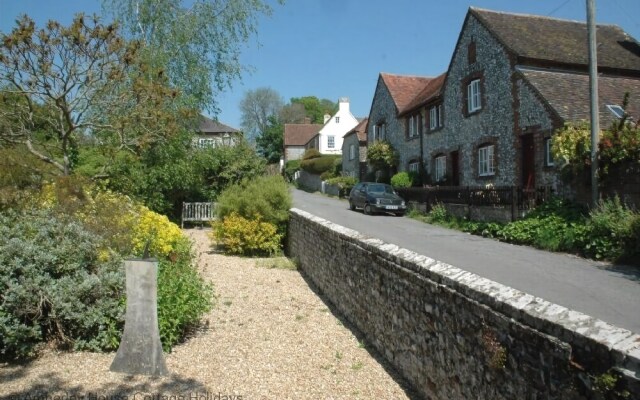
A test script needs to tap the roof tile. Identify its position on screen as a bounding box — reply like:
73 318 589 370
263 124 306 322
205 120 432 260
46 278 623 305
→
472 8 640 73
284 124 323 146
520 68 640 127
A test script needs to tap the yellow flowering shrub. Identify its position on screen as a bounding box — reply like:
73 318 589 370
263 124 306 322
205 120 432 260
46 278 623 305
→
211 212 282 256
132 206 187 258
33 177 189 259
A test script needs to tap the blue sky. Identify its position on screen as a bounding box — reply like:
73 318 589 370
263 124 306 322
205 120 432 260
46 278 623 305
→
1 0 639 130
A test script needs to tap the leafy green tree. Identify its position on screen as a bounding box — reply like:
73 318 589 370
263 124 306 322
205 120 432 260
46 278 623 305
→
240 87 284 141
103 0 281 115
256 115 284 163
290 96 337 124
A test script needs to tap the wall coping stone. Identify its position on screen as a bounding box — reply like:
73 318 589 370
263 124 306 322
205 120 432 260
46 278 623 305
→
290 207 640 375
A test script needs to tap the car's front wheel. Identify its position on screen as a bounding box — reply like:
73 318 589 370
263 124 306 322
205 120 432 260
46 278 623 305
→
364 204 374 215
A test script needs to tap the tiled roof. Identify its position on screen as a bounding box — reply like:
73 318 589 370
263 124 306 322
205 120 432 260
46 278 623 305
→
284 123 323 146
198 115 239 134
343 118 368 142
380 73 434 113
519 67 640 127
471 7 640 73
399 73 447 115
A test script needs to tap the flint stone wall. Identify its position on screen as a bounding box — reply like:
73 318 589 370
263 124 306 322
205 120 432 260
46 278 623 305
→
287 208 640 399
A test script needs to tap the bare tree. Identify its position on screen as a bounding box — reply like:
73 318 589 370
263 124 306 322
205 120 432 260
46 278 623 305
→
239 87 283 141
0 14 183 175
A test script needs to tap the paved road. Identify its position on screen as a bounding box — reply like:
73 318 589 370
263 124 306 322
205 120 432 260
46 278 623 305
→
291 189 640 334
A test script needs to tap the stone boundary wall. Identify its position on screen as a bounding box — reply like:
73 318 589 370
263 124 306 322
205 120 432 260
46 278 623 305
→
297 170 341 197
287 208 640 399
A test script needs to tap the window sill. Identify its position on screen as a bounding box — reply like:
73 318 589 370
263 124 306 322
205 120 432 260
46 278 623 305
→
465 109 482 117
427 127 444 134
405 135 421 141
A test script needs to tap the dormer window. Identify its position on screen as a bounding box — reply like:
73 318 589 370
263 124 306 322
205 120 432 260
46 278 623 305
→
336 116 340 123
607 104 625 119
429 104 443 130
373 122 386 141
407 113 422 138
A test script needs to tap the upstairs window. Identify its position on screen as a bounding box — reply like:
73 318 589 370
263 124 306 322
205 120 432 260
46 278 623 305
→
328 135 335 149
336 116 340 123
429 104 443 130
467 79 482 113
373 123 386 141
407 113 422 138
349 144 356 160
478 144 495 176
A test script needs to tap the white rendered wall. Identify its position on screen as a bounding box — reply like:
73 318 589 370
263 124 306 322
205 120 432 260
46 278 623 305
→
318 98 359 155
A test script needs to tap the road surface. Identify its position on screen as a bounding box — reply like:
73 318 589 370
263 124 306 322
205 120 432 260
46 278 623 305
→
291 188 640 334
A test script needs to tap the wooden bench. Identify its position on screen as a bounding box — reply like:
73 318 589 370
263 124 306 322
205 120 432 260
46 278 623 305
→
181 202 216 228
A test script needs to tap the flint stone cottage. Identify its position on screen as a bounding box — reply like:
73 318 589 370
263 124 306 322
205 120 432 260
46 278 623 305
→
367 73 435 177
195 116 242 148
428 7 640 189
342 118 368 180
372 7 640 196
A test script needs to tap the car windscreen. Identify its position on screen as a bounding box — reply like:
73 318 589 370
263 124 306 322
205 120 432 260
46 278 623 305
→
367 184 394 194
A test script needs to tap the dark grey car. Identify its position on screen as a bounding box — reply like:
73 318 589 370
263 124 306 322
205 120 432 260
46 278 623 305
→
348 182 407 216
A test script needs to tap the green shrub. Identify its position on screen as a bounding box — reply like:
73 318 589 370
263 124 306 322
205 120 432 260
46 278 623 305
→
586 197 640 260
157 240 213 351
1 181 214 358
302 149 321 160
216 174 291 237
320 170 335 180
284 159 301 181
211 212 282 256
0 209 125 358
325 176 358 197
300 155 341 175
391 172 413 188
367 141 398 169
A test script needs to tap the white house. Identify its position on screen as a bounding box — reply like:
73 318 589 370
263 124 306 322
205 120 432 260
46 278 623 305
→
308 97 359 155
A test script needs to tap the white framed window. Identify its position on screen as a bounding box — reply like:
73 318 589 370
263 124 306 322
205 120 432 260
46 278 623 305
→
408 161 420 173
545 138 554 166
327 135 335 149
435 155 446 182
198 138 216 148
349 144 356 160
373 123 386 141
429 105 443 130
408 114 421 138
467 79 482 113
478 144 495 176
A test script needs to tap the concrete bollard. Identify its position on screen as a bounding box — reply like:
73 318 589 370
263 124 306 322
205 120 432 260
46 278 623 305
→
110 259 168 376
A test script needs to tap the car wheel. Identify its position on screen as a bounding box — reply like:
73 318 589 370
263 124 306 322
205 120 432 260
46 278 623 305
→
364 204 373 215
349 201 355 211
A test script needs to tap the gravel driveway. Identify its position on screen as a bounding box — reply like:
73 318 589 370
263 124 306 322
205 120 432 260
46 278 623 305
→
1 229 415 400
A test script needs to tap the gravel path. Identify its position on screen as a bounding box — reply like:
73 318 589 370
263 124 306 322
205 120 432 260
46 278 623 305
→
1 229 414 400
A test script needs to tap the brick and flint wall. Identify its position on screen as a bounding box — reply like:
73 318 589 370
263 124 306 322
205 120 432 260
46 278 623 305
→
288 208 640 400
